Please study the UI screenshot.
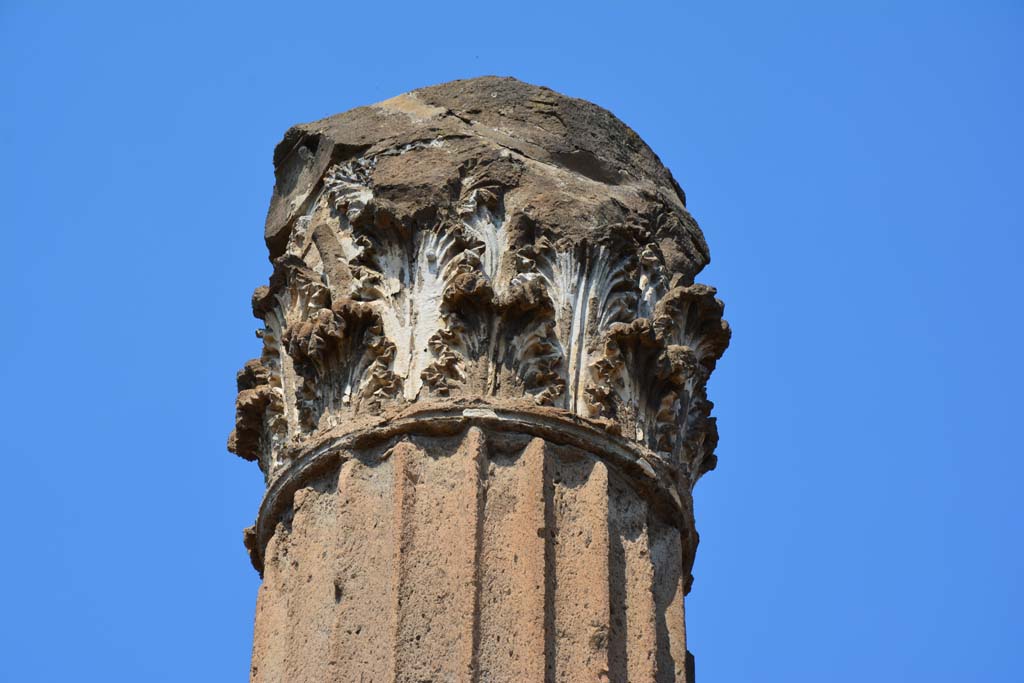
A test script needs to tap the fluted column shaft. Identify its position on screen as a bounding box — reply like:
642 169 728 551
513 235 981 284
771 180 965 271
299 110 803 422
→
250 418 690 683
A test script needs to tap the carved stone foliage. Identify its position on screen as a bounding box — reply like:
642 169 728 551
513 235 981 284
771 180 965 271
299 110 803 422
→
585 284 730 483
230 78 729 487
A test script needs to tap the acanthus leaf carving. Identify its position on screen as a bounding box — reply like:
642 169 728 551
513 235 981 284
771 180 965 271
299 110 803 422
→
653 284 730 479
582 280 729 469
227 358 284 467
284 299 402 430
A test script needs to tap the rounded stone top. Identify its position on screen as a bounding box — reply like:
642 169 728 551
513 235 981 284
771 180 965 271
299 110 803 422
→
296 76 684 199
263 76 709 276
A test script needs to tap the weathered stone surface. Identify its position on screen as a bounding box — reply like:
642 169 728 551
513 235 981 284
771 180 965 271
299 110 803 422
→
231 76 729 682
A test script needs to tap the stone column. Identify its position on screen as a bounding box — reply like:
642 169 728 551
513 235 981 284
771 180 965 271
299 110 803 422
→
229 77 729 683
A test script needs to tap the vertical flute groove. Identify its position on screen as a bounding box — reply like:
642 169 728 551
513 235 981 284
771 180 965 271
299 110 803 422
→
465 427 488 683
542 443 557 683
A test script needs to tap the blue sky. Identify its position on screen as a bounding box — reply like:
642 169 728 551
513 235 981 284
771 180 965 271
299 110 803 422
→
1 1 1021 680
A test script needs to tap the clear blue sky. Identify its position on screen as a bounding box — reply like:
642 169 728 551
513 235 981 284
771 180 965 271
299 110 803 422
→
2 1 1021 680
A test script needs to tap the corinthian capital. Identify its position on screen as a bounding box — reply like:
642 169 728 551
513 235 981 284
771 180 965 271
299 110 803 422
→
229 77 729 490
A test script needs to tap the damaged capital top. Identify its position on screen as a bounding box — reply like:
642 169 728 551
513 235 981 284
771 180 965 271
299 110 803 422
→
231 76 729 490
